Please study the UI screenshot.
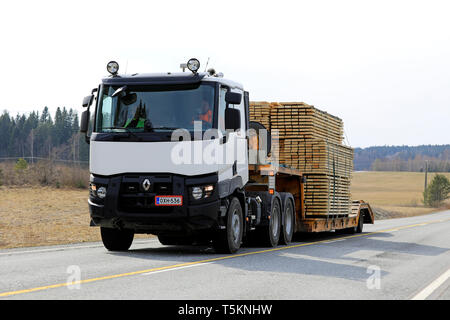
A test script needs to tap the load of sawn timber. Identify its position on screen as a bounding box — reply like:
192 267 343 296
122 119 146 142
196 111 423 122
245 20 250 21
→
249 101 353 216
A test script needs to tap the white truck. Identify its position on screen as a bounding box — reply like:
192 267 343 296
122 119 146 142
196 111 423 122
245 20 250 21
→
80 59 373 253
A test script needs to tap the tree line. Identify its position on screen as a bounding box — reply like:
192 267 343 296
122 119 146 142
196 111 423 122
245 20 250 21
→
354 145 450 172
0 107 89 163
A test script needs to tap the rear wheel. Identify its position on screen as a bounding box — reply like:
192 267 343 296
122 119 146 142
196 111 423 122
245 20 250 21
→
100 227 134 251
356 213 364 233
280 198 295 245
213 197 243 254
257 198 282 247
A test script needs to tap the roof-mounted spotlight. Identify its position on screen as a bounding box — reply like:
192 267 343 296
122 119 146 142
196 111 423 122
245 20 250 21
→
187 58 200 74
107 61 119 76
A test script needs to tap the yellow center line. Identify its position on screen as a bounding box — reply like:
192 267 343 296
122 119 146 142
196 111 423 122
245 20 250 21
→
1 217 449 298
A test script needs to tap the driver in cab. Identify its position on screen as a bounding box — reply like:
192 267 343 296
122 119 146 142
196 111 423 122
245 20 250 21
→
192 98 213 127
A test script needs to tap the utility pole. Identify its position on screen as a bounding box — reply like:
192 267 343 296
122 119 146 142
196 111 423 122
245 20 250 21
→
424 160 428 191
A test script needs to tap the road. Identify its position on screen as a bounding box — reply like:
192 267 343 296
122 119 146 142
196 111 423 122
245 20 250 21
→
0 210 449 300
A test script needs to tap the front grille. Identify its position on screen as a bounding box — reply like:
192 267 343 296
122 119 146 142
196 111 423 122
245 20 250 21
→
118 175 175 213
153 182 172 194
119 194 173 214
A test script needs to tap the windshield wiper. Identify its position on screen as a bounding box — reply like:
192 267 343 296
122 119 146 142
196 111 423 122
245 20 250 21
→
102 126 139 139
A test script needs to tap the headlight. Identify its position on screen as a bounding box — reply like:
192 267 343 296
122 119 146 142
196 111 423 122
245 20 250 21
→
97 187 107 199
191 185 214 200
187 58 200 73
191 187 203 200
107 61 119 75
204 185 214 197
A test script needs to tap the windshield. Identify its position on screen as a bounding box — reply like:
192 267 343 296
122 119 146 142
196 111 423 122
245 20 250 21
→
95 83 215 133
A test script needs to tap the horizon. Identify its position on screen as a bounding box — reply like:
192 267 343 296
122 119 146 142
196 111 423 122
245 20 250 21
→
1 106 449 150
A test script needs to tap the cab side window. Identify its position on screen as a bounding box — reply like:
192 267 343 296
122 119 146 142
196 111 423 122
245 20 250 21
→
218 87 227 135
218 86 245 135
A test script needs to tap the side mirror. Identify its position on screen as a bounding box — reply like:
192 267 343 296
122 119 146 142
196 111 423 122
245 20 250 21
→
80 110 90 134
82 95 94 108
225 92 242 105
225 108 241 131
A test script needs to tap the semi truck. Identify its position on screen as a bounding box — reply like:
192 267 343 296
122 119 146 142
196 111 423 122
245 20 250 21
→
80 59 374 254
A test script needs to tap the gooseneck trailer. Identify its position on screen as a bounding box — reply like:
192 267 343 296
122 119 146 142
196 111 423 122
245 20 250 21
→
80 59 374 253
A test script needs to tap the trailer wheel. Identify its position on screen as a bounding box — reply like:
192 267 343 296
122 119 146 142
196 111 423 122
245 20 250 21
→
213 197 243 254
356 213 364 233
280 198 295 245
100 227 134 251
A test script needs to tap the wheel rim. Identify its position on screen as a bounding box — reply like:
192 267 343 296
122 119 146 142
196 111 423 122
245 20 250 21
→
272 205 280 237
285 204 292 236
231 209 240 244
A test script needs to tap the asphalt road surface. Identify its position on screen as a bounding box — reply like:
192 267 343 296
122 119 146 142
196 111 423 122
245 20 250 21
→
1 210 449 300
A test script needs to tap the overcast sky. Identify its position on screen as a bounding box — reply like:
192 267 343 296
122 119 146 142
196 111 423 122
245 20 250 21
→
0 0 449 148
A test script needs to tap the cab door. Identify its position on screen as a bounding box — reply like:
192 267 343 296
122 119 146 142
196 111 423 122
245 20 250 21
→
216 85 249 187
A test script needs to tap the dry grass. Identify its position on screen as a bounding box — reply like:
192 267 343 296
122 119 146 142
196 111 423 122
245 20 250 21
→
0 161 90 189
351 171 450 219
0 186 148 249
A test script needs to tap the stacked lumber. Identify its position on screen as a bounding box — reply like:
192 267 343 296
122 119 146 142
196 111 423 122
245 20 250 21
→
278 139 353 177
249 100 354 217
303 175 351 216
249 101 271 130
270 102 343 144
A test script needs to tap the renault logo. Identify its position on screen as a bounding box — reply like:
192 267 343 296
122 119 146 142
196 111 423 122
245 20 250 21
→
142 179 151 191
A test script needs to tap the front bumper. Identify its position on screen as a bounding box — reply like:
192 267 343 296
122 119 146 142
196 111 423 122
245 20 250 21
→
88 172 220 235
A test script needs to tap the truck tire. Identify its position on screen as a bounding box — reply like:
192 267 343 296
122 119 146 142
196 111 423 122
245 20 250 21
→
356 213 364 233
258 198 282 247
213 197 243 254
100 227 134 251
280 197 295 245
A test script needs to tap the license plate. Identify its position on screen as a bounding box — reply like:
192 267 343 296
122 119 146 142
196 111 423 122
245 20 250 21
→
155 196 183 206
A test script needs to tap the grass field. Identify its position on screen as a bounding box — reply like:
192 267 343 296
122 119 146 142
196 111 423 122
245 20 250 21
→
0 171 449 249
351 171 450 219
0 186 148 249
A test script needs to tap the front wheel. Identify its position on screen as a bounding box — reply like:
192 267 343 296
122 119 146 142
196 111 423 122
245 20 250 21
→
213 197 243 254
100 227 134 251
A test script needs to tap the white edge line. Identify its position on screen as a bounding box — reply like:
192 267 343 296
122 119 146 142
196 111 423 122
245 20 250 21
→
411 268 450 300
0 239 158 256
